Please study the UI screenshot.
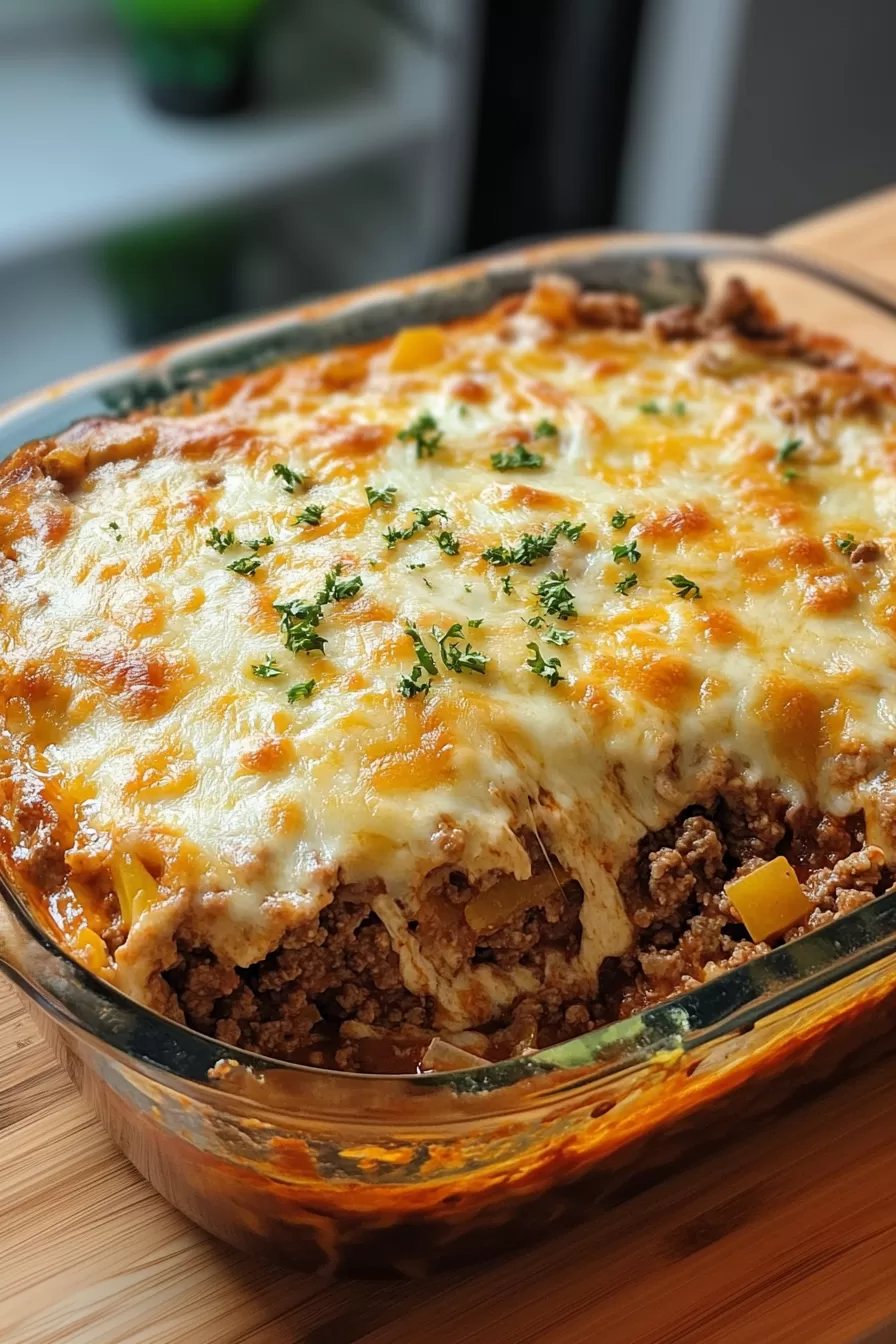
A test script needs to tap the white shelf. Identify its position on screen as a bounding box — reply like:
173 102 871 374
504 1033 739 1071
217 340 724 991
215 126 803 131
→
0 14 445 265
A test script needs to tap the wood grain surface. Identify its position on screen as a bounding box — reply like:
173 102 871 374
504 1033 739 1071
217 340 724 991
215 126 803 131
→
4 190 896 1344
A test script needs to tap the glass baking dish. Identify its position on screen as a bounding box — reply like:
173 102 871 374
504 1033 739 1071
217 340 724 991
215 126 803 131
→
3 235 896 1277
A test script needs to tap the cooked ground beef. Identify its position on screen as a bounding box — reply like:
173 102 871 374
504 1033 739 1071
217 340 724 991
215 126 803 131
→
603 784 886 1022
160 779 890 1072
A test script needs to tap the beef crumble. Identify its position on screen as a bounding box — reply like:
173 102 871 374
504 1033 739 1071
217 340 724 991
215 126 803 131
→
156 778 889 1072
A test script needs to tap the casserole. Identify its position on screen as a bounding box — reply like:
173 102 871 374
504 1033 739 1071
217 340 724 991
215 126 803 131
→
3 235 896 1274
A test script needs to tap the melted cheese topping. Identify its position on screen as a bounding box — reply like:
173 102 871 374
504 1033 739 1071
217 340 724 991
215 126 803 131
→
4 284 896 1031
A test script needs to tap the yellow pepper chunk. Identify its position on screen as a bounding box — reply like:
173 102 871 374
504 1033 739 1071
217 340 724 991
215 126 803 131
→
109 852 160 930
388 325 445 373
725 855 810 943
71 927 109 975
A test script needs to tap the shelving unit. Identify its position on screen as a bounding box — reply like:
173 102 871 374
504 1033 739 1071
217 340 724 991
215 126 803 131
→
0 0 479 403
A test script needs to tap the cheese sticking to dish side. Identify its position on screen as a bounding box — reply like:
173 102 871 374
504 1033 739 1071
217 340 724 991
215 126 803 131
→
0 273 894 1072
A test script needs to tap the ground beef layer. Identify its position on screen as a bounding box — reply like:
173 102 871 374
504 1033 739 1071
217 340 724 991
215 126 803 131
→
154 775 890 1073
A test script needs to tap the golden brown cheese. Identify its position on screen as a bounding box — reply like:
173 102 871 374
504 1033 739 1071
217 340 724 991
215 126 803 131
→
2 275 896 1034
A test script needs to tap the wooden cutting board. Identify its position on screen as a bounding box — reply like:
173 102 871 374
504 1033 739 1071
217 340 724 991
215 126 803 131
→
5 189 896 1344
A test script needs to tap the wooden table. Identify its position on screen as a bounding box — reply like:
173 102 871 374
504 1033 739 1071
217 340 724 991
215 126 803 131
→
4 190 896 1344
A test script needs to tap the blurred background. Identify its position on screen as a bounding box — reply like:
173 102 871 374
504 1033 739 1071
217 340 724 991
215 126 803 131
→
2 0 894 404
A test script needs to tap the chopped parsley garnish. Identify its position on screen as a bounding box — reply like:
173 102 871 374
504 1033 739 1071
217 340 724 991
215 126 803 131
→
524 615 544 628
639 399 686 417
274 566 363 655
400 626 438 698
106 521 123 541
778 436 803 462
490 442 544 471
615 572 638 595
534 419 558 438
611 539 641 564
384 523 417 549
543 626 574 646
407 562 427 570
383 507 448 550
287 680 316 702
228 555 262 577
482 520 585 568
526 643 564 687
366 485 397 507
272 463 305 494
252 655 282 679
413 507 448 527
398 411 443 459
668 573 701 600
433 624 489 675
837 533 857 555
610 509 635 530
464 582 473 593
468 618 484 628
404 624 438 677
537 569 576 620
434 529 460 555
778 437 803 480
206 526 235 553
398 665 432 698
501 574 514 594
294 503 324 527
246 535 274 552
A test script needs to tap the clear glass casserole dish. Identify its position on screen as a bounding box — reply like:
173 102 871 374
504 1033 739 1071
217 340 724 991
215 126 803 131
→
3 235 896 1277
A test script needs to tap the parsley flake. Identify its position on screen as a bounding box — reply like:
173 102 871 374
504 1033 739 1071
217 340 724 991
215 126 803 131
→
612 539 641 564
490 443 544 471
543 626 574 646
106 521 123 541
383 507 448 550
611 509 635 530
274 566 362 655
252 655 282 679
206 526 235 553
501 574 514 594
398 665 432 698
537 569 576 620
778 439 803 480
615 572 638 595
404 624 438 677
482 520 585 568
468 618 484 628
434 529 460 555
526 643 564 687
398 411 443 459
433 624 489 675
413 507 448 527
287 680 316 702
672 400 688 416
295 503 324 527
534 419 558 438
272 463 305 494
837 533 857 555
639 399 661 414
228 555 262 577
246 535 274 552
366 485 397 508
668 573 701 599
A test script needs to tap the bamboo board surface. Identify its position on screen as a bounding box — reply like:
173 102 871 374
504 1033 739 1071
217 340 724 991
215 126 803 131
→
4 189 896 1344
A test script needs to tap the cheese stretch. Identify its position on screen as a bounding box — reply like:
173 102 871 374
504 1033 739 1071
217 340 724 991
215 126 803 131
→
2 274 896 1035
